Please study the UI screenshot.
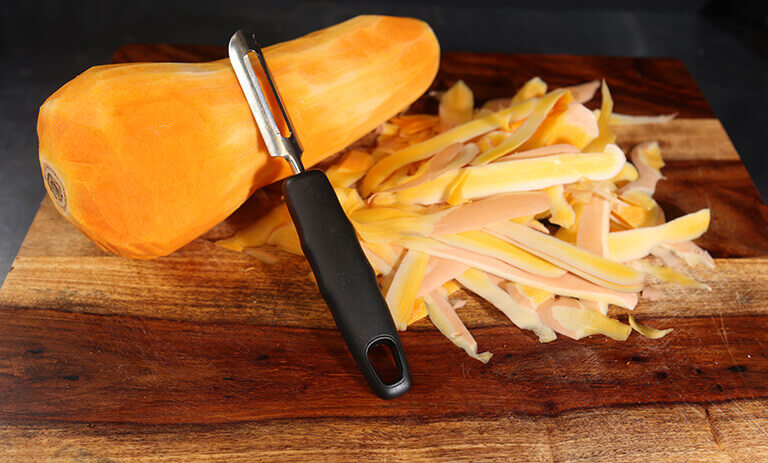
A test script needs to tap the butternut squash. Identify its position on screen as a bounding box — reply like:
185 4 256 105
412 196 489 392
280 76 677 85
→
38 15 439 258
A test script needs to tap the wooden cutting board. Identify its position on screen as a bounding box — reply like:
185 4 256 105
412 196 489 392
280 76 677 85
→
2 46 768 462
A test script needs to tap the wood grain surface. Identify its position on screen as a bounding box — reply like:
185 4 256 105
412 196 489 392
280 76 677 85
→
2 45 768 462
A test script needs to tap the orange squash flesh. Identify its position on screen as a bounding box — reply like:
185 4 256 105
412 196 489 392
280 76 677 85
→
38 15 439 258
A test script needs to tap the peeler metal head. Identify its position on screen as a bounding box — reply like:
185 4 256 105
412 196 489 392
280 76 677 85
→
228 30 304 174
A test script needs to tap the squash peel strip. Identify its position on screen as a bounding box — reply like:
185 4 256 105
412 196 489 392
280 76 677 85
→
385 249 430 330
439 80 475 131
434 230 566 278
608 209 710 262
425 290 493 363
548 298 631 341
396 144 626 205
512 77 548 104
583 80 615 152
488 220 644 291
565 80 600 104
457 269 556 342
628 315 673 339
576 199 611 314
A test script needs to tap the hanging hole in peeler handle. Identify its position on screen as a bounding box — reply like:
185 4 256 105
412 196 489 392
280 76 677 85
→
367 338 403 386
363 336 410 399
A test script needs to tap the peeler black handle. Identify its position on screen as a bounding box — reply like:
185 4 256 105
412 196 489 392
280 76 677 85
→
283 170 411 399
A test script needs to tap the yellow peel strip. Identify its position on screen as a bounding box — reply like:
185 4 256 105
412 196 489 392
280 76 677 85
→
385 250 430 330
594 110 676 126
632 260 711 290
546 184 576 228
425 290 492 363
608 209 710 262
396 144 627 205
439 80 474 131
488 220 644 291
456 269 556 342
628 315 673 339
217 203 292 252
511 77 548 103
539 297 631 341
583 80 615 152
435 230 566 278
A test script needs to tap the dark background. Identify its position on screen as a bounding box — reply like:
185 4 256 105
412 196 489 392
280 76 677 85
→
1 0 766 281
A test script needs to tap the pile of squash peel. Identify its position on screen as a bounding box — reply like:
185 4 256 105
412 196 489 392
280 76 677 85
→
218 77 713 363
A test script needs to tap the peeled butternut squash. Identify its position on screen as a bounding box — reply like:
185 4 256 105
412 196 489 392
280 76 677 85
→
38 15 439 258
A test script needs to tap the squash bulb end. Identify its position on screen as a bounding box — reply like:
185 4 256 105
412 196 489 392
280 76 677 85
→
43 163 67 213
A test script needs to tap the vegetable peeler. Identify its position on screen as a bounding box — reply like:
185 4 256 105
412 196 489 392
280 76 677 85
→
228 30 411 399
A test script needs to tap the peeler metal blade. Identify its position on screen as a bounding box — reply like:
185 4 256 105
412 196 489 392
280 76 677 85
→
228 30 304 174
